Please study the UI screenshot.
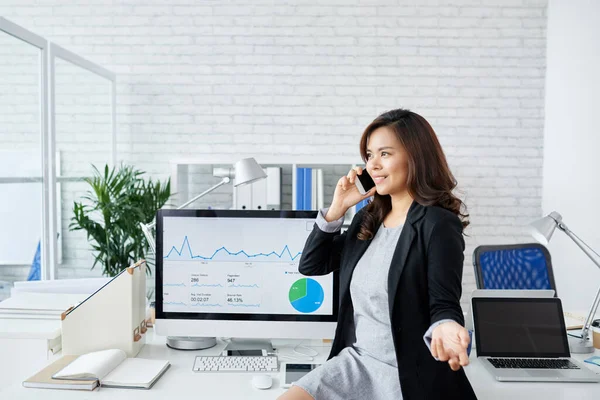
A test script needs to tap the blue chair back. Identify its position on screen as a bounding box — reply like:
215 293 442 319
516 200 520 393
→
472 243 557 295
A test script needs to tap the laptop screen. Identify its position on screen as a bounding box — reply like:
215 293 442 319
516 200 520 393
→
472 297 570 358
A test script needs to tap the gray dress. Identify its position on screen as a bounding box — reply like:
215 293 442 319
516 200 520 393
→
294 215 404 400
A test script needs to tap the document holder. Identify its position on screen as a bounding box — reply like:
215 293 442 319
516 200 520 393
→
61 260 148 357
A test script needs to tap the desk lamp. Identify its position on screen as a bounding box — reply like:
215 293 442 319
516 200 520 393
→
529 211 600 354
140 157 267 254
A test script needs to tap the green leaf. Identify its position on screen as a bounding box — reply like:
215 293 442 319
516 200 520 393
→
69 163 171 277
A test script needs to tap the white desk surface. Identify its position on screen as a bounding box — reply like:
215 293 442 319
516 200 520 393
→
2 328 600 400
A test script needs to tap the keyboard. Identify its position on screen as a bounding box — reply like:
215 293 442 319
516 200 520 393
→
193 355 279 372
488 358 580 369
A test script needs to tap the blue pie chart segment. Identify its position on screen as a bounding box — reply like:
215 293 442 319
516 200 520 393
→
290 278 324 313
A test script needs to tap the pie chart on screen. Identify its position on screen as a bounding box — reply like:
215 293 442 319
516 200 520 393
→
289 278 324 313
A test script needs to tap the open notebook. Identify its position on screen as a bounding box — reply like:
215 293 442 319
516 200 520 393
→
23 349 170 390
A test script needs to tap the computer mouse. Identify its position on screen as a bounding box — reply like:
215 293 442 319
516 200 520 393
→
251 374 273 390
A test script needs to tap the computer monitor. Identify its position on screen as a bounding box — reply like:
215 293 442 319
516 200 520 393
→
155 209 339 348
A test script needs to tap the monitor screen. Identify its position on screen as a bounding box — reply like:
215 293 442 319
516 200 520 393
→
155 209 338 330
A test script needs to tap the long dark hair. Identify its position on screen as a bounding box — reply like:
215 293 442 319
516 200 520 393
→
357 108 469 240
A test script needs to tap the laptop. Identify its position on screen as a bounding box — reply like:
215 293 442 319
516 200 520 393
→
472 297 600 382
471 289 555 298
465 289 555 330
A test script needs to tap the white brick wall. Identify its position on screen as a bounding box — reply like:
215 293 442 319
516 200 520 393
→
0 0 548 310
543 0 600 312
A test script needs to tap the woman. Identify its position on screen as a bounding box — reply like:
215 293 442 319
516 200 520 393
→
278 108 477 400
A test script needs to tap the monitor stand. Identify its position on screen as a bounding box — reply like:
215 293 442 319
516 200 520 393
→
224 338 274 353
166 336 217 350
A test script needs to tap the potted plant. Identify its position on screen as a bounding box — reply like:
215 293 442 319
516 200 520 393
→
70 164 170 277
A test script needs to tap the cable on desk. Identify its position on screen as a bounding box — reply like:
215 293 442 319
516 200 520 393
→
273 340 320 361
294 342 319 358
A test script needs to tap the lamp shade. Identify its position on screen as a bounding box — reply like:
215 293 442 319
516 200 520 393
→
529 211 563 245
233 157 267 187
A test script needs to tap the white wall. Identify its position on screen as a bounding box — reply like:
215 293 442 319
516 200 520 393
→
0 0 549 309
542 0 600 312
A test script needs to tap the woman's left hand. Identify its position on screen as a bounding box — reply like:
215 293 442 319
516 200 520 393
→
430 321 470 371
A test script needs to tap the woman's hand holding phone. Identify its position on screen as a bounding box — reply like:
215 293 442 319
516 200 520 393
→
325 167 376 222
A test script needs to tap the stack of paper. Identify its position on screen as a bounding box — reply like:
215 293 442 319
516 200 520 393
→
11 277 110 296
0 292 87 319
0 280 10 301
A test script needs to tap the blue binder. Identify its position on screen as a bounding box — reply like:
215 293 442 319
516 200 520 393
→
296 167 304 210
296 167 314 210
303 168 312 210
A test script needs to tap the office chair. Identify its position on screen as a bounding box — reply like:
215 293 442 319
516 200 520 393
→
472 243 557 295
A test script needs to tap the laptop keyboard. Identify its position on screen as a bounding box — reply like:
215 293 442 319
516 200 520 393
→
488 358 580 369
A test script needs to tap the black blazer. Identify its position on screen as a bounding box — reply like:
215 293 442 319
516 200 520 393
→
298 201 477 400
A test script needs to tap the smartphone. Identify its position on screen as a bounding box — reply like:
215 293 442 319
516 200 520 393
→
222 349 268 356
355 169 376 195
281 363 321 388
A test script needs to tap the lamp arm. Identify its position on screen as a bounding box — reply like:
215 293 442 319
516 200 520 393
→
580 285 600 343
139 177 231 255
140 221 156 254
177 177 230 210
559 223 600 343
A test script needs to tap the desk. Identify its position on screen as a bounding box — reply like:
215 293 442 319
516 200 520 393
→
0 328 331 400
2 328 600 400
465 351 600 400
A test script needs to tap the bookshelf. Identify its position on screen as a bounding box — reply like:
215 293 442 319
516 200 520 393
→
169 156 364 222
